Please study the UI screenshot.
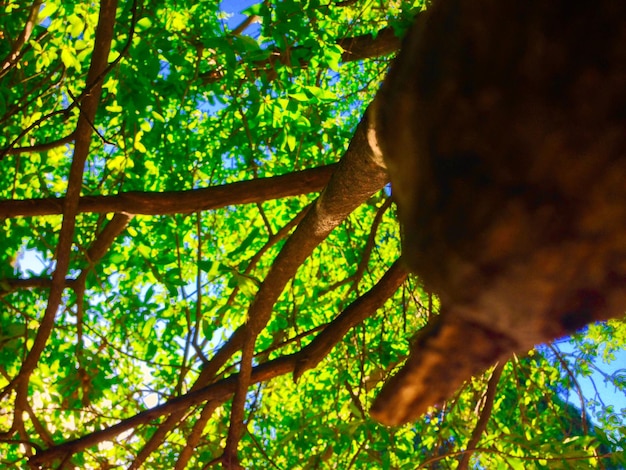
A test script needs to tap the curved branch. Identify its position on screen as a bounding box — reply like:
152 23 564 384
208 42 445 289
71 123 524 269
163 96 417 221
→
337 26 401 62
223 105 389 461
200 23 405 85
3 132 76 156
548 344 588 434
458 363 505 469
0 213 132 299
5 0 119 403
129 106 388 467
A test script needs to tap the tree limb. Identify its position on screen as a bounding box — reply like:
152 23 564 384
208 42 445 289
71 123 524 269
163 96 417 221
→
4 0 118 406
200 24 404 85
458 362 504 469
337 26 401 62
0 164 337 218
222 105 389 462
0 0 43 78
130 105 388 467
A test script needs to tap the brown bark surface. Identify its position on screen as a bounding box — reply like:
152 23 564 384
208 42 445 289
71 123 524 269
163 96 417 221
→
371 0 626 425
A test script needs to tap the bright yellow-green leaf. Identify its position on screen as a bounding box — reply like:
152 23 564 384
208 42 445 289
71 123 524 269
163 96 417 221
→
68 15 83 38
136 17 152 32
106 155 126 171
29 40 43 53
134 138 147 153
151 111 165 122
60 47 81 71
38 2 59 21
106 103 123 113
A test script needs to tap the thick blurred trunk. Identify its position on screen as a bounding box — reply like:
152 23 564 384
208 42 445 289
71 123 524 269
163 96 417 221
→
370 0 626 425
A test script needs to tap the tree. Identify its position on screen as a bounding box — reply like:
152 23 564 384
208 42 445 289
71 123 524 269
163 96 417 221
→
0 0 623 468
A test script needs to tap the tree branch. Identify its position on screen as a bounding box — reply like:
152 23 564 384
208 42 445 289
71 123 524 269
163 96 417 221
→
81 213 133 270
548 345 588 434
458 362 504 469
200 24 404 85
172 401 219 470
0 0 43 78
130 105 388 467
0 213 132 299
221 105 389 462
0 164 337 218
5 0 118 404
337 26 401 62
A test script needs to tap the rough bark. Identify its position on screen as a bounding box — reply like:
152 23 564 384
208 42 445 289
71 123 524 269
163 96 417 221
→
371 0 626 425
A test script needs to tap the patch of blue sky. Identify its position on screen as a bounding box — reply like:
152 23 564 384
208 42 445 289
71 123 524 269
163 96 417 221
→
220 0 263 37
197 96 226 116
38 5 51 29
159 60 170 79
17 248 49 277
547 337 626 428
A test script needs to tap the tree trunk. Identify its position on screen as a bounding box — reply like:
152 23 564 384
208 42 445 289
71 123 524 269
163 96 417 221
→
371 0 626 425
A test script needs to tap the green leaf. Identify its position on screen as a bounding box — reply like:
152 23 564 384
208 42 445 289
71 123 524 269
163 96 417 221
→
136 17 152 32
142 317 157 338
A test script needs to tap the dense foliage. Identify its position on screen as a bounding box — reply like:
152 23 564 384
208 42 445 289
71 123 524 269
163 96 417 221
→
0 0 624 468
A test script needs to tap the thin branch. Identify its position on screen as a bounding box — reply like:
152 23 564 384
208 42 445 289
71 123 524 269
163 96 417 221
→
81 213 133 272
172 401 219 470
224 204 309 307
347 196 393 296
0 0 43 78
222 328 253 468
246 422 281 470
0 213 131 300
0 0 137 160
335 0 360 7
4 0 119 402
221 104 389 463
3 132 76 156
231 15 261 36
458 362 505 469
548 345 588 434
200 23 405 85
193 212 208 362
0 278 78 295
418 448 615 469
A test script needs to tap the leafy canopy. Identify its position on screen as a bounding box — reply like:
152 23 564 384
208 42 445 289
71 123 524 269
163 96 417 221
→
0 0 624 468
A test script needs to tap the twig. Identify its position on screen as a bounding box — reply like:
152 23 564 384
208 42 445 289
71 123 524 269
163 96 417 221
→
458 363 505 469
0 0 43 78
548 345 588 433
231 15 261 36
172 401 219 470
